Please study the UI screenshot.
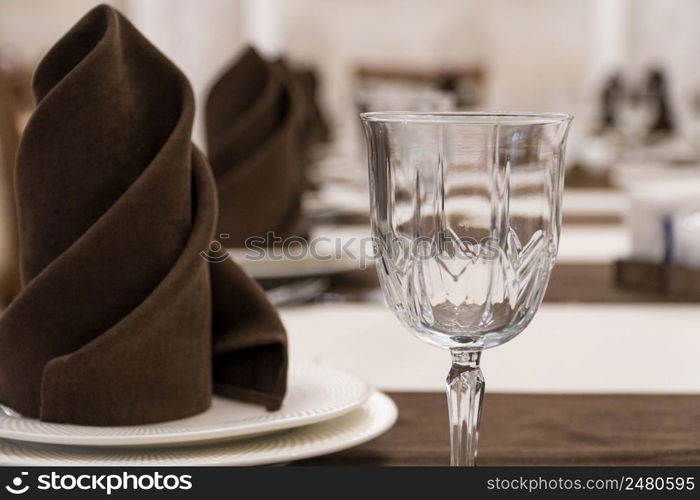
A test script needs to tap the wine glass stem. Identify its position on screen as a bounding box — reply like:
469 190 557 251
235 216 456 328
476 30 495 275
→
446 350 485 466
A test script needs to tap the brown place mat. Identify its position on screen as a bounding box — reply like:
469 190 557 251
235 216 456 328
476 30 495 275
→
615 259 700 301
322 263 696 304
564 164 616 190
544 263 696 303
563 213 622 225
297 392 700 466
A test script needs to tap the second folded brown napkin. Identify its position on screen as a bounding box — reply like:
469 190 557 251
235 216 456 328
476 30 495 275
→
0 5 287 425
294 65 331 146
205 48 306 248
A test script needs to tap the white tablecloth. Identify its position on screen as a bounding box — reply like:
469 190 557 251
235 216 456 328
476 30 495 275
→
282 302 700 394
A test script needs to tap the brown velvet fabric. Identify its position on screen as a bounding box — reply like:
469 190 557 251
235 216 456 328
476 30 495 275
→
0 5 287 425
205 47 305 248
299 392 700 466
271 59 310 161
294 66 330 145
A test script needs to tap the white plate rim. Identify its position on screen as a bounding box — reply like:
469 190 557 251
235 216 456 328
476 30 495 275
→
228 248 359 279
0 392 398 466
0 362 373 448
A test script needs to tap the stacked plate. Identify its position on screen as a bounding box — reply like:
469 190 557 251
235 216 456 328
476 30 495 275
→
0 363 397 466
228 239 359 280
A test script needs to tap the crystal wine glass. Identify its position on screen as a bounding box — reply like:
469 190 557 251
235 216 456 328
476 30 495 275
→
361 112 572 466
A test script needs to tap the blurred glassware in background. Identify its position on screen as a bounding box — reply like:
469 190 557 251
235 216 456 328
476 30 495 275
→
596 73 624 135
645 68 675 138
601 68 675 148
618 84 658 146
355 65 485 109
355 82 456 114
354 80 455 164
576 65 700 190
306 76 460 227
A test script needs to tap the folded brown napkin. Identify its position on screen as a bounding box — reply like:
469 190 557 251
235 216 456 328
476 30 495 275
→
205 48 305 248
271 59 331 194
271 59 311 161
0 4 287 426
293 66 330 146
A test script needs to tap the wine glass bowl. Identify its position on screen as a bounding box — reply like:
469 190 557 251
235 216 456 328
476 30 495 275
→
362 112 572 465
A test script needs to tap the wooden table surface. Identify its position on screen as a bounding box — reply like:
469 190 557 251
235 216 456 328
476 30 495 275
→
324 263 695 304
298 392 700 466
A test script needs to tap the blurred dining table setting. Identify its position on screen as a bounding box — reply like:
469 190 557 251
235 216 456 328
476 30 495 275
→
0 1 699 470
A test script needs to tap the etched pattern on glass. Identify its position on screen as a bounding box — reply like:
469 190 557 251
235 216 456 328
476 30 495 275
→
368 120 566 350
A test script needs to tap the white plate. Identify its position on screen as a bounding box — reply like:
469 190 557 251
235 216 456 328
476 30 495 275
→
228 246 359 279
0 362 372 448
0 392 397 466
